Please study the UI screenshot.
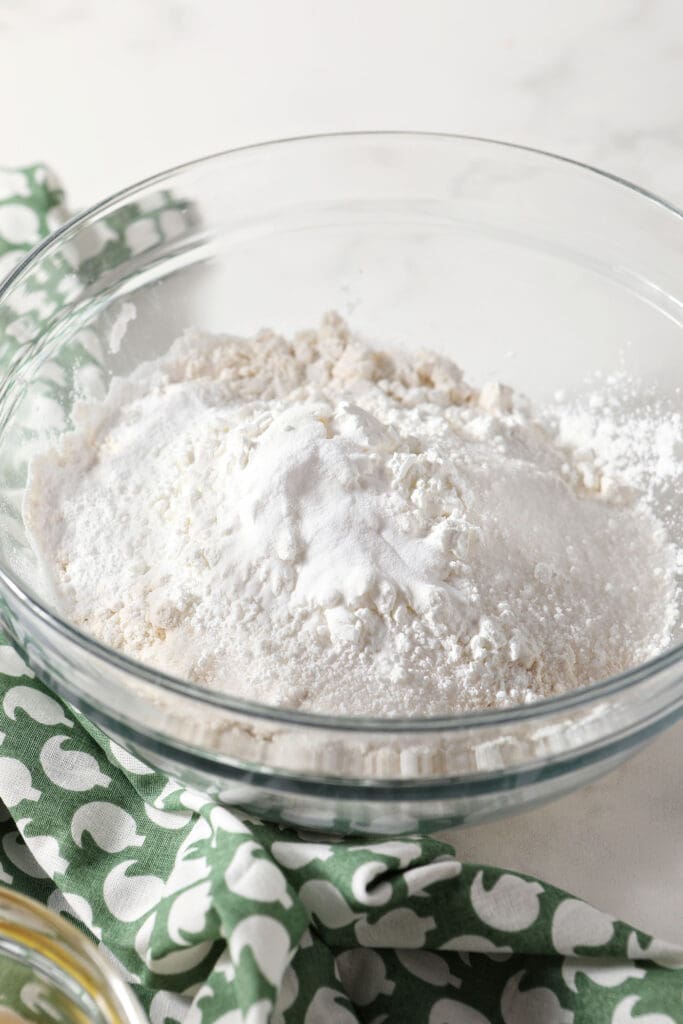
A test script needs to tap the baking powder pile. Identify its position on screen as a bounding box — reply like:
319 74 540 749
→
23 314 680 716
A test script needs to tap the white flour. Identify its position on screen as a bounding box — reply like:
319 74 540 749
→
23 314 680 716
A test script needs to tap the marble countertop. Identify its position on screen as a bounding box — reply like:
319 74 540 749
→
1 0 682 941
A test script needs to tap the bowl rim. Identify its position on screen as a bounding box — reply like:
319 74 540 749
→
0 129 681 736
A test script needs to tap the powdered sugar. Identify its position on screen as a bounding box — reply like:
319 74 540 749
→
552 371 683 644
22 315 680 716
552 373 682 597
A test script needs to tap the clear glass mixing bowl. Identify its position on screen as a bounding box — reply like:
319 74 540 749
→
0 133 680 834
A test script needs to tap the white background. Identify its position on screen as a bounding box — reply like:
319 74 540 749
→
1 0 682 941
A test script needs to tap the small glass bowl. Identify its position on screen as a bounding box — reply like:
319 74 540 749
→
0 887 145 1024
0 133 681 834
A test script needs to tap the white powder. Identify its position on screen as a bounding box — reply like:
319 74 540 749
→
23 314 680 717
552 372 682 569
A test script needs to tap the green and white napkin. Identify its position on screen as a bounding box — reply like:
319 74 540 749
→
0 167 681 1024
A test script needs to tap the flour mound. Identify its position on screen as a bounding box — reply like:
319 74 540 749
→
23 314 679 716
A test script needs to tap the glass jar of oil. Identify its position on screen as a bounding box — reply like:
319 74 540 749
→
0 888 145 1024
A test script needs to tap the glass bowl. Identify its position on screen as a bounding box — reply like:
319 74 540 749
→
0 133 680 834
0 887 145 1024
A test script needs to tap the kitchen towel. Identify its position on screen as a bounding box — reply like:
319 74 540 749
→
0 166 681 1024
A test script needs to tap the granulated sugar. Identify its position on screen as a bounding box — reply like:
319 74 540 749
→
23 315 680 716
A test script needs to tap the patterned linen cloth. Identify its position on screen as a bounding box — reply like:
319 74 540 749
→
0 167 681 1024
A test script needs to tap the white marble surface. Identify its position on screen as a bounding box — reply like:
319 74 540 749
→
1 0 682 940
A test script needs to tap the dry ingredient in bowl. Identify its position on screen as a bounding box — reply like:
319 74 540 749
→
23 315 679 717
